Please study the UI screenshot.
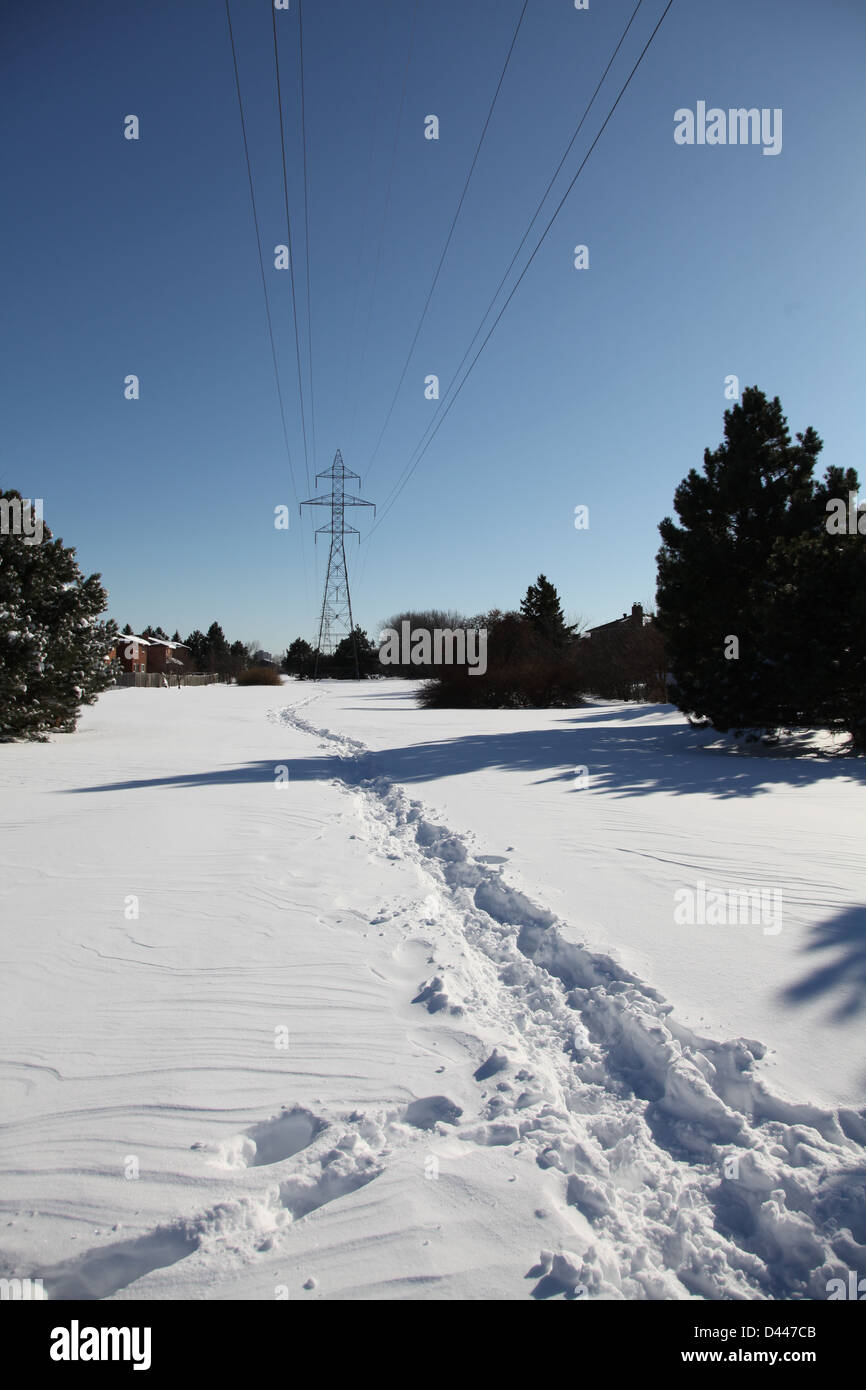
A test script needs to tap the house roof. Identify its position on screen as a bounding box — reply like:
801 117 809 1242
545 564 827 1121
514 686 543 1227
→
116 635 189 651
585 608 652 638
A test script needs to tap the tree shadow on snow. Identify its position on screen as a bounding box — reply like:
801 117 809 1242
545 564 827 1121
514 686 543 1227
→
64 714 866 801
779 905 866 1026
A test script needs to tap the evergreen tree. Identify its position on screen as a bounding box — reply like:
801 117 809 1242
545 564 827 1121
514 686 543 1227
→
763 464 866 744
228 639 248 678
184 629 208 671
0 490 118 739
519 575 576 653
204 622 231 678
656 387 863 740
284 637 314 677
333 626 377 677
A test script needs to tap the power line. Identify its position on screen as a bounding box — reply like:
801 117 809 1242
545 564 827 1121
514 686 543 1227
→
298 0 316 473
371 0 644 503
356 5 645 592
365 0 531 481
366 0 675 544
224 0 309 606
338 0 393 442
368 0 653 537
224 0 298 505
347 0 421 448
272 0 311 494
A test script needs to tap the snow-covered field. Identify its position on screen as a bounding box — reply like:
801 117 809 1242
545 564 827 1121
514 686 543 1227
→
1 680 864 1301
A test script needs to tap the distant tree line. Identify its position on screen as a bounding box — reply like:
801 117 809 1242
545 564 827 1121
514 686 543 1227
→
4 388 861 750
356 578 660 710
413 581 581 709
283 628 378 680
280 582 663 707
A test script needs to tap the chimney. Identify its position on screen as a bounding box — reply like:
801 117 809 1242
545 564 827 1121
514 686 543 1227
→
632 603 644 623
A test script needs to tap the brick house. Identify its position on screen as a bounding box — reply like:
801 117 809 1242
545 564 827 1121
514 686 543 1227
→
114 634 150 674
145 639 190 675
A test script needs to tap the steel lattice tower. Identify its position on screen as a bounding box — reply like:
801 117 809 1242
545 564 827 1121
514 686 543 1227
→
301 450 375 678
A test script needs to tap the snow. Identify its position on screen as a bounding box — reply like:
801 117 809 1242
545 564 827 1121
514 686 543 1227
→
0 679 864 1301
290 686 866 1110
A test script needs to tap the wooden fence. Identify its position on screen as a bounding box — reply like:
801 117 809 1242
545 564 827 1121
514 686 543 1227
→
115 673 225 689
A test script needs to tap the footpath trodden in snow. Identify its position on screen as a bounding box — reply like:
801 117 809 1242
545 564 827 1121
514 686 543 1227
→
0 681 864 1301
292 683 866 1110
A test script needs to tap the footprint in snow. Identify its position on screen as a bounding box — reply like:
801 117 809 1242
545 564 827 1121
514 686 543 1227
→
474 1048 510 1082
403 1096 463 1130
412 977 450 1014
193 1107 327 1170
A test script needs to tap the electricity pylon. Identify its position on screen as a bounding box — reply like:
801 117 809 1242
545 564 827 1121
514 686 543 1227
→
301 450 375 679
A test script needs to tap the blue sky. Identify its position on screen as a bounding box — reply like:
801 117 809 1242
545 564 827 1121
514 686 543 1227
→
2 0 864 652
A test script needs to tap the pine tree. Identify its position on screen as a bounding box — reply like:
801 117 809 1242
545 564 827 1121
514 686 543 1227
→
285 637 314 677
764 464 866 744
333 626 377 677
204 622 231 678
228 639 248 678
519 575 576 653
0 490 118 739
656 387 863 740
184 630 208 672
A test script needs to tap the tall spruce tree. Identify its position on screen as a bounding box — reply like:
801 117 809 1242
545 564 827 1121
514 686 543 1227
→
656 387 863 741
184 629 208 671
520 575 575 653
204 622 231 678
0 490 118 739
